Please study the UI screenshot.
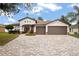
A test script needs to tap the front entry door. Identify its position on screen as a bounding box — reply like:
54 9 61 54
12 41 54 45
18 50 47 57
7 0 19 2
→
24 25 34 33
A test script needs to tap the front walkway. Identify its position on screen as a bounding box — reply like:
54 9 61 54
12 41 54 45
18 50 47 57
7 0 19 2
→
0 34 79 56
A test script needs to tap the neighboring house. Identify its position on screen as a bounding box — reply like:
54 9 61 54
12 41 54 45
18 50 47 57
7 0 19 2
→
70 24 79 34
13 17 69 35
0 24 5 32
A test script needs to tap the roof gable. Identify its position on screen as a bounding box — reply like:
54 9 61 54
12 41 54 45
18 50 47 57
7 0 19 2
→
46 20 68 26
19 17 35 21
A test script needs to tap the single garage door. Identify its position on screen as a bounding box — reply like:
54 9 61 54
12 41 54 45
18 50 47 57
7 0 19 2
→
48 26 67 35
36 26 46 34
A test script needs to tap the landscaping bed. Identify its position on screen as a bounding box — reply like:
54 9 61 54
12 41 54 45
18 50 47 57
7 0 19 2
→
69 33 79 38
0 32 19 46
26 32 35 36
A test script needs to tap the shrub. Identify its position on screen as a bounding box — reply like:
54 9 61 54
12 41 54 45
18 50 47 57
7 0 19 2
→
74 32 78 35
9 30 20 34
5 25 14 33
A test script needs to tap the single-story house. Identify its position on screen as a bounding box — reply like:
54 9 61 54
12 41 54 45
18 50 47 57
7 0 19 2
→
13 17 69 35
0 24 5 32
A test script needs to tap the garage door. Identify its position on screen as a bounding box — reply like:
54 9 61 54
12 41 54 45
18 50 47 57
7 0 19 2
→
36 26 45 34
48 26 67 35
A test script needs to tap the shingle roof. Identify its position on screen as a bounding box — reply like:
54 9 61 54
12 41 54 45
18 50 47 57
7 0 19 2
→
18 17 35 21
36 20 50 25
46 19 59 24
18 17 69 25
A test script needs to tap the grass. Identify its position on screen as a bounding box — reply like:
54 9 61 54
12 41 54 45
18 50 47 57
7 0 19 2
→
69 33 79 38
0 32 19 46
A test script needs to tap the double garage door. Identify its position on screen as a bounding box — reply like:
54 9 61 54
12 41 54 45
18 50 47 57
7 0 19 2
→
36 26 67 35
48 26 67 35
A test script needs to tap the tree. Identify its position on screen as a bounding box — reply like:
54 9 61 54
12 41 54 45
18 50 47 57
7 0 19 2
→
0 3 34 17
66 6 79 33
5 25 14 31
24 3 34 17
66 12 76 23
66 6 79 24
0 3 20 17
74 6 79 32
74 6 79 15
60 15 71 25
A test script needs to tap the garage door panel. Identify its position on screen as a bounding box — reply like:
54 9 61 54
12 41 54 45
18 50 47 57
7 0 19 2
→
36 26 45 34
48 26 67 35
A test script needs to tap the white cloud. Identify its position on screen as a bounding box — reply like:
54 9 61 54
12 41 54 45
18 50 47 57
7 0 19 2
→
37 3 62 11
8 17 16 23
30 3 62 14
32 6 44 13
4 22 10 25
70 3 79 7
23 3 62 16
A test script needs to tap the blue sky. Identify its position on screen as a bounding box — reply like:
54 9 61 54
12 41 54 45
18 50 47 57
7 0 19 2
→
0 3 79 24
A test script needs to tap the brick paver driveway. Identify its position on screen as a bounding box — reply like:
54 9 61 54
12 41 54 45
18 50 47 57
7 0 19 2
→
0 34 79 56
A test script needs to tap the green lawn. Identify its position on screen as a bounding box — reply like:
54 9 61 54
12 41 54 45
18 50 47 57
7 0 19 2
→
69 34 79 38
0 32 19 46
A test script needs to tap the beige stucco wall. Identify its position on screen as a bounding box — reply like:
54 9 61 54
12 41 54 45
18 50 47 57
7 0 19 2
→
46 21 68 26
20 19 36 26
46 21 69 32
19 18 36 32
